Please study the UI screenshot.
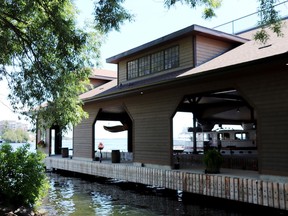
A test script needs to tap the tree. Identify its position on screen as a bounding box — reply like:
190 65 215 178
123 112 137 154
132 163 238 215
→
0 0 101 132
2 128 29 143
2 129 17 143
255 0 283 43
94 0 284 43
0 0 284 133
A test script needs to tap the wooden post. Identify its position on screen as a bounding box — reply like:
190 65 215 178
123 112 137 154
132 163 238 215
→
193 114 197 154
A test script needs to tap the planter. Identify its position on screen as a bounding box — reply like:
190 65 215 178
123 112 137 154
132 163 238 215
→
111 150 120 163
61 148 69 158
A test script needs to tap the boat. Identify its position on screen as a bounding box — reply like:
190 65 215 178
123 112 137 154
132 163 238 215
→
195 128 257 155
103 123 128 133
173 145 185 153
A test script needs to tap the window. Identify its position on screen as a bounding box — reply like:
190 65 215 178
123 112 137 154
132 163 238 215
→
127 45 179 80
127 60 138 79
218 133 230 140
164 46 179 70
235 132 249 140
138 56 150 76
151 51 164 73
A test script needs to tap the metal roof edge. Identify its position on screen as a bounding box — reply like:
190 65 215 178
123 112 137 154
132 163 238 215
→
106 24 248 64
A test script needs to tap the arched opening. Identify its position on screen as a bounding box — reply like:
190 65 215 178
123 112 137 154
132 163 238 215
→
62 127 73 157
94 120 128 156
172 89 257 170
93 107 133 162
173 112 193 153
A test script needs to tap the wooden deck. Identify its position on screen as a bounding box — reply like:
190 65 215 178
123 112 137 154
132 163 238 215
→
44 156 288 211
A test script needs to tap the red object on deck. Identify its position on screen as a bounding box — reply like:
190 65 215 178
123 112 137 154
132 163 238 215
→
98 142 104 150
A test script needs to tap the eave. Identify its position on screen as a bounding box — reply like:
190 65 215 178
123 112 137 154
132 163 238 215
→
83 51 288 104
106 24 248 64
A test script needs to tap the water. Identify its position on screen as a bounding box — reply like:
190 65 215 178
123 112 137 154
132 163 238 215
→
40 172 284 216
62 138 128 152
4 143 285 215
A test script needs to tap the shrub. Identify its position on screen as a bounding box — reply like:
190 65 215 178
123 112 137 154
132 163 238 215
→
0 143 49 207
203 148 223 174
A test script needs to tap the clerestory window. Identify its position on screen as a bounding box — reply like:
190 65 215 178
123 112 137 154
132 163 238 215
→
127 45 179 80
127 60 138 80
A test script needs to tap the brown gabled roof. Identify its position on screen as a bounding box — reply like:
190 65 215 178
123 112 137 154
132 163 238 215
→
89 68 117 81
82 21 288 103
80 79 117 100
179 23 288 78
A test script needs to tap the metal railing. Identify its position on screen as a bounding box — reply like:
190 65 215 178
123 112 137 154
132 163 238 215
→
213 1 288 34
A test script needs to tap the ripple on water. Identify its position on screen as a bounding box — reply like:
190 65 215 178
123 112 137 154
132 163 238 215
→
40 173 283 216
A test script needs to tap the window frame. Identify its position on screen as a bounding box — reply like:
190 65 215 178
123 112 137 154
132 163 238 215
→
126 45 179 80
235 132 249 140
127 59 138 80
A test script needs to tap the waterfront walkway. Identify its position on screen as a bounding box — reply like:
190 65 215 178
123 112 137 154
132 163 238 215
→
44 155 288 212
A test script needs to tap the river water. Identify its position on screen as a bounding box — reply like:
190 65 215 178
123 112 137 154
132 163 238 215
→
39 172 285 216
4 143 284 215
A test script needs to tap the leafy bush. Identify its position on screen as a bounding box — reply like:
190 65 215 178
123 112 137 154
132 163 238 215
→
0 143 49 207
203 149 223 174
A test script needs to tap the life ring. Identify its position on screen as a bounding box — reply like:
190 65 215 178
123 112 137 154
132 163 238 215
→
98 142 104 150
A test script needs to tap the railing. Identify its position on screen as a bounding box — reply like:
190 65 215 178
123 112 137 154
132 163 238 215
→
173 154 258 171
213 1 288 34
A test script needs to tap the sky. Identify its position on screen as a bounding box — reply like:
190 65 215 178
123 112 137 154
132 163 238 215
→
0 0 268 127
97 0 260 70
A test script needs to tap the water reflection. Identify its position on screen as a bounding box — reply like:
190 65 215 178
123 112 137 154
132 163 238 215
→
42 173 160 216
41 172 283 216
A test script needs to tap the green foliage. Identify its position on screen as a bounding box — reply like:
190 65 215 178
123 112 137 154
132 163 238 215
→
94 0 134 33
2 128 29 143
0 143 49 207
203 149 223 173
94 0 283 43
0 0 102 132
0 0 284 133
164 0 222 19
255 0 283 44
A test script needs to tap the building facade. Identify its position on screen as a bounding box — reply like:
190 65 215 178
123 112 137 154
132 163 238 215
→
46 20 288 177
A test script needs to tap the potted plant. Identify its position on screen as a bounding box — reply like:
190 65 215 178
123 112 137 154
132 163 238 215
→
203 149 223 174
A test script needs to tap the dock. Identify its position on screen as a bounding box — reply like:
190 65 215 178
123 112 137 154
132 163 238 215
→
44 155 288 211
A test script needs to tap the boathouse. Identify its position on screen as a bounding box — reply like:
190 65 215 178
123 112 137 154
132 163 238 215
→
69 21 288 175
43 18 288 211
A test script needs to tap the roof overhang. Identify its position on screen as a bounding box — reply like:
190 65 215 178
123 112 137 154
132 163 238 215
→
84 51 288 104
106 24 248 64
